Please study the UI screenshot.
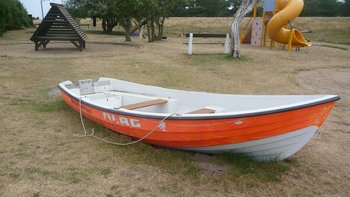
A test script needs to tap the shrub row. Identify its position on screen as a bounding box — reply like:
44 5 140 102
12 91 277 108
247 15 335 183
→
0 0 30 35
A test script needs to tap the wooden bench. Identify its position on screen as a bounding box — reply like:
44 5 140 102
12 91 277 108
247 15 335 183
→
120 99 168 110
187 108 216 114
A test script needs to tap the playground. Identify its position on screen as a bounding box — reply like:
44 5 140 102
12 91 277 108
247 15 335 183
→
1 15 350 195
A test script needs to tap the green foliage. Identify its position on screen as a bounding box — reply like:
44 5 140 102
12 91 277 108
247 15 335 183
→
65 0 182 41
65 0 89 18
177 0 239 17
301 0 342 17
341 0 350 16
114 0 143 41
0 0 30 36
175 0 347 17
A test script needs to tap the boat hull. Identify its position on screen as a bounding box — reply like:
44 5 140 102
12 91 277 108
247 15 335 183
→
60 90 336 161
178 126 318 161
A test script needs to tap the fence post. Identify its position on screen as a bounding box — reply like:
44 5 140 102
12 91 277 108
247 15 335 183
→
187 33 193 55
224 34 230 54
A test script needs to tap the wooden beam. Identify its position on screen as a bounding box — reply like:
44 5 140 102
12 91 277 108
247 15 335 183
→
120 99 168 110
71 41 80 48
43 40 50 48
183 42 225 45
185 33 230 38
35 41 39 51
187 108 216 114
34 40 45 50
36 36 79 40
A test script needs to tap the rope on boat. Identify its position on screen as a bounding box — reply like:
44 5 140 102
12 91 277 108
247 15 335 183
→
74 96 178 146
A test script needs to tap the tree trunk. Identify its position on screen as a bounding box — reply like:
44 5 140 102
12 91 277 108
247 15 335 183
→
146 18 152 42
231 0 259 58
102 17 118 32
102 18 107 32
106 19 114 32
231 12 243 58
151 18 156 41
125 28 131 42
157 17 165 41
121 18 132 42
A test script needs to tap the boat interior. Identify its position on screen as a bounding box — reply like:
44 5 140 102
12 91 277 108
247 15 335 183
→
60 78 336 116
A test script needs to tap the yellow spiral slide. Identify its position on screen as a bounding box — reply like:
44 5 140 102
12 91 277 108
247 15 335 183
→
267 0 311 47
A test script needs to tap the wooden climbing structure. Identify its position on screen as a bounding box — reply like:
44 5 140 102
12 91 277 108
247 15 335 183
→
30 3 87 51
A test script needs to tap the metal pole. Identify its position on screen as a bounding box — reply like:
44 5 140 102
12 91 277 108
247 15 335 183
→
40 0 44 19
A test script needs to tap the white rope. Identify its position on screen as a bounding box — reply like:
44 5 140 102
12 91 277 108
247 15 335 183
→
74 96 179 146
73 96 90 137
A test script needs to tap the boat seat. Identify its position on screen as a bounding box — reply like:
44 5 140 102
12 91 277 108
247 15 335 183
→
120 99 168 110
186 108 216 114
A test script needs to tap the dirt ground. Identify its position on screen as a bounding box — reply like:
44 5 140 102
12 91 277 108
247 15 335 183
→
0 26 349 196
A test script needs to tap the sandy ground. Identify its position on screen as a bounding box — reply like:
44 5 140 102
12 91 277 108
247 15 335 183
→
0 28 349 196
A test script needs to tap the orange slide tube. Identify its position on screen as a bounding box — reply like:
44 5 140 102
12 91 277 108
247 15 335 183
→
267 0 311 47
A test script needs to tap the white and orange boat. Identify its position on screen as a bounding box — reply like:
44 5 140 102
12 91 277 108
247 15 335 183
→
58 77 340 161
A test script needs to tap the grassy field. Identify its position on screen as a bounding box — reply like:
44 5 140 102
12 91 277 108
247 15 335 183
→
77 17 350 44
0 17 350 196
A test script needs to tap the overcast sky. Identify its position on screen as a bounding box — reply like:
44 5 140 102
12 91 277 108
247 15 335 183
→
20 0 65 19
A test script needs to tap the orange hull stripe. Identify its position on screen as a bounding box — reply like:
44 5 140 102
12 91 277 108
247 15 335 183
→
61 91 335 147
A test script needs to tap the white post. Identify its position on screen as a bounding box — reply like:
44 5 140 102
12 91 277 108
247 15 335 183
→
139 25 144 40
224 34 230 54
188 33 193 55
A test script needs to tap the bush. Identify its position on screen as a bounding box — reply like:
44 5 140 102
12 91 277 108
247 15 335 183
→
0 0 30 36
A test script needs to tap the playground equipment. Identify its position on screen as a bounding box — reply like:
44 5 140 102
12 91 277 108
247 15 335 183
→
31 3 87 51
130 19 147 40
242 0 311 51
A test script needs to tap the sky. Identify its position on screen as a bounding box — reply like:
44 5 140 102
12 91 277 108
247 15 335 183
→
20 0 65 19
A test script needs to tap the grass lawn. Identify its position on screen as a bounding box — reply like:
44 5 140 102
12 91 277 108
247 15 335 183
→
0 17 349 196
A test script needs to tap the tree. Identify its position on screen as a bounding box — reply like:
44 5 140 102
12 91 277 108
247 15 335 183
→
341 0 350 16
139 0 183 42
231 0 258 58
65 0 89 18
0 0 30 36
168 0 240 17
301 0 342 16
66 0 119 32
65 0 183 42
156 0 176 41
144 0 175 42
114 0 143 42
